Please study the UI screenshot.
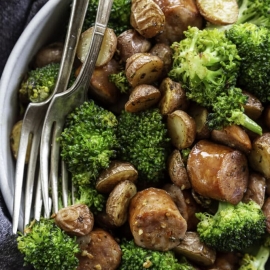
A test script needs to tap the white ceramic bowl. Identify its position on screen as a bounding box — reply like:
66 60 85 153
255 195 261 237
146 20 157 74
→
0 0 71 231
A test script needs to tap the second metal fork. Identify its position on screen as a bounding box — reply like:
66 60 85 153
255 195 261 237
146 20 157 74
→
12 0 89 233
39 0 114 217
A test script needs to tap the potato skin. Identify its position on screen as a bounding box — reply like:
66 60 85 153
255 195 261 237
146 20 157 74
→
187 140 249 204
129 187 187 251
248 133 270 179
117 29 152 62
130 0 165 38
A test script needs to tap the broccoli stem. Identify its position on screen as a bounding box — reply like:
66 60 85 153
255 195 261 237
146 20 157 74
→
230 111 262 135
254 245 270 270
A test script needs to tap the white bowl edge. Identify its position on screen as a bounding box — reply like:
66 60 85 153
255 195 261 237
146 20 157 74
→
0 0 71 232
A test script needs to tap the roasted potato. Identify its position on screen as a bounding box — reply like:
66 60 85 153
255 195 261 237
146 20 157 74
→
167 110 196 149
125 53 164 87
248 133 270 179
130 0 165 38
211 125 252 154
158 77 189 115
150 43 173 77
187 102 210 139
242 90 264 120
89 58 121 104
106 180 137 227
96 161 138 193
10 120 32 164
125 84 161 112
33 42 63 68
196 0 239 25
173 231 216 266
117 29 152 62
167 149 191 190
77 27 117 67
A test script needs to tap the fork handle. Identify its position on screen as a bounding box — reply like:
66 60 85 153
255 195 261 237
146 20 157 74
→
72 0 114 98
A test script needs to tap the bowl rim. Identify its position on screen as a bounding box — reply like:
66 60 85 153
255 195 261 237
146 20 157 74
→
0 0 69 231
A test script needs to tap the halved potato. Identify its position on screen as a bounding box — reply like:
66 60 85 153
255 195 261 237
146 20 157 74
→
130 0 165 38
211 125 252 154
117 29 152 62
125 53 164 87
125 84 161 112
187 103 210 139
96 161 138 193
77 27 117 67
10 120 32 164
167 110 196 149
167 149 191 190
196 0 238 25
158 77 188 115
106 180 137 226
248 133 270 179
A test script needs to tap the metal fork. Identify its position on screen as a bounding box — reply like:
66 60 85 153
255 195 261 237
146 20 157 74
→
12 0 90 234
39 0 114 217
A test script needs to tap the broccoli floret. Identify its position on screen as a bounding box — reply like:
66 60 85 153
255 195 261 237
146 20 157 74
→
239 235 270 270
17 218 80 270
168 26 262 135
207 87 262 134
74 182 106 213
59 100 119 184
109 71 130 93
226 22 270 103
169 27 241 107
196 200 266 252
116 108 170 183
237 0 270 27
119 239 195 270
19 63 60 103
83 0 131 35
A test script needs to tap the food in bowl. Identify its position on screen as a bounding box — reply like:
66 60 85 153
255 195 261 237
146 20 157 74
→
1 0 270 269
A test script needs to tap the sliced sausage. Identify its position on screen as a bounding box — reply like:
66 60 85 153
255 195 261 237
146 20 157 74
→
187 140 249 205
129 187 187 251
77 228 122 270
153 0 203 44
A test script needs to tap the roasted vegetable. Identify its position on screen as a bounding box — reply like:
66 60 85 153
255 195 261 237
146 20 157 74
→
196 200 266 252
116 108 170 183
17 218 80 270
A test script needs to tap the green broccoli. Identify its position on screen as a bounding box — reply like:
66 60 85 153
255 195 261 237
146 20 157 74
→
168 26 262 135
83 0 131 35
109 70 130 93
226 22 270 103
58 100 119 185
116 108 171 183
74 181 106 213
207 87 262 134
196 200 266 252
119 239 195 270
239 234 270 270
17 218 80 270
236 0 270 27
19 62 60 103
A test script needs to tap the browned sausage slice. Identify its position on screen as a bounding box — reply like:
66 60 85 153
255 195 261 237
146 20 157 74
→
187 140 249 204
129 187 187 251
77 228 122 270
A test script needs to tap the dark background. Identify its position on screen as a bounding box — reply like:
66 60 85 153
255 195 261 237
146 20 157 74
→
0 1 48 269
